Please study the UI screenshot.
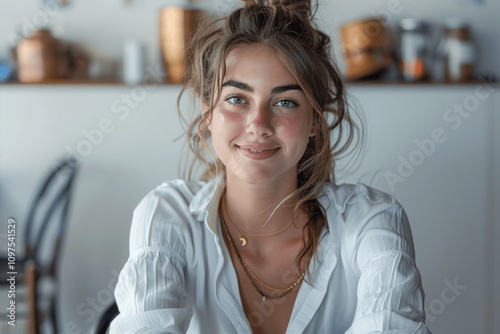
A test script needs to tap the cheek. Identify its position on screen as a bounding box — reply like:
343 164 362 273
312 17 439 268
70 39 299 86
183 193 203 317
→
217 112 226 123
276 117 313 157
220 109 244 124
214 109 245 130
277 116 313 139
211 110 243 143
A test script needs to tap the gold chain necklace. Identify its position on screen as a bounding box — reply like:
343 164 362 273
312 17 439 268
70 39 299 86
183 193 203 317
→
220 207 305 302
221 198 294 247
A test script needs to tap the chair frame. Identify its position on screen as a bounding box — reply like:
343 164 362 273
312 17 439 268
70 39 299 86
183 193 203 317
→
91 301 119 334
28 156 78 334
0 156 78 334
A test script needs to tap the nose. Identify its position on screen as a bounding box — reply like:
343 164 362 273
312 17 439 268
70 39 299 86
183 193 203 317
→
246 104 274 137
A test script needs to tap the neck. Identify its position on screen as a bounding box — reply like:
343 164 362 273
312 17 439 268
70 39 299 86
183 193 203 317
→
223 173 301 236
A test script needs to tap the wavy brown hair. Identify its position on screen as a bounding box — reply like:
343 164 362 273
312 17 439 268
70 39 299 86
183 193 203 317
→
178 0 363 280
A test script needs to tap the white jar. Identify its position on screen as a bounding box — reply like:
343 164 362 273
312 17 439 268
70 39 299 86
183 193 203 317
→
122 40 145 85
443 18 476 82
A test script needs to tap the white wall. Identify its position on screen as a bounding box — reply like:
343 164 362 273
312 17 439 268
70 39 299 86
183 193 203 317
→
495 90 500 334
0 84 187 333
341 84 498 334
1 83 498 334
1 1 499 334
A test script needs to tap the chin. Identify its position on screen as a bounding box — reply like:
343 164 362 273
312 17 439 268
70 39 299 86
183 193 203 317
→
234 167 297 186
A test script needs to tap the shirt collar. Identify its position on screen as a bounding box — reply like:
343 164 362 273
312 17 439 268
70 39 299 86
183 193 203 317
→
189 176 225 235
188 178 354 236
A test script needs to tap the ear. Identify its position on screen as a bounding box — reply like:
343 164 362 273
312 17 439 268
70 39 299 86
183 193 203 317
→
308 119 317 138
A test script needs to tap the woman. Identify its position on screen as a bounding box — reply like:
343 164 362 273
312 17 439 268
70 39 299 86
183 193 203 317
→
111 0 431 333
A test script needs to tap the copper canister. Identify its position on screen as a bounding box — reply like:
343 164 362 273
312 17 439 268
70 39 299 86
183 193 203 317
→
340 18 393 80
16 29 60 83
159 7 205 84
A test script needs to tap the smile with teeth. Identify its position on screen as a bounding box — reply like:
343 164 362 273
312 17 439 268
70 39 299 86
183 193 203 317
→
238 146 277 152
237 145 279 159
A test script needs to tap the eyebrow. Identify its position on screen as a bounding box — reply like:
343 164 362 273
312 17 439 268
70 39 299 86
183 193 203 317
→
222 80 302 94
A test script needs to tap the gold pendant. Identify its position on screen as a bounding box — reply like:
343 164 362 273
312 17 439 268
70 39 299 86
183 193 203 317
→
239 235 247 247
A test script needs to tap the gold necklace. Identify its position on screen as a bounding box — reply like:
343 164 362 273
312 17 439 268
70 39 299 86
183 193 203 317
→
220 209 305 302
221 198 294 247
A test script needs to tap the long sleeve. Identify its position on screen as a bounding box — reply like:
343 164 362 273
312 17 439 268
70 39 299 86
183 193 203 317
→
345 200 431 334
110 185 194 334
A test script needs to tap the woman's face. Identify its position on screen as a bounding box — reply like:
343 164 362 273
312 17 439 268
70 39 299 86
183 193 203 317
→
208 44 315 186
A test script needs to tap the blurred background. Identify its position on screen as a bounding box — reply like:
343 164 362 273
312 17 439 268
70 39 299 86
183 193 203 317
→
0 0 498 333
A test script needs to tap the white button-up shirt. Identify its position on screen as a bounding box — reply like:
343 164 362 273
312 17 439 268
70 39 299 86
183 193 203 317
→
110 178 431 333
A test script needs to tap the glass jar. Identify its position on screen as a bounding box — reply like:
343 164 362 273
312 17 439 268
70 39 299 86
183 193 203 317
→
443 18 476 82
398 18 430 82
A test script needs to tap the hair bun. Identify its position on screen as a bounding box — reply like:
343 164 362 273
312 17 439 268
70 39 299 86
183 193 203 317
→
240 0 312 18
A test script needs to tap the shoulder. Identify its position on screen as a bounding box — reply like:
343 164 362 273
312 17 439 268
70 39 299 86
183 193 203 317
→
320 182 409 240
320 182 401 218
140 179 206 209
129 179 207 252
321 183 416 274
134 179 206 220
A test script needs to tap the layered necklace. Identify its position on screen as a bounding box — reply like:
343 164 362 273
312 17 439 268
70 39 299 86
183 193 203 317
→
219 198 305 302
225 205 294 247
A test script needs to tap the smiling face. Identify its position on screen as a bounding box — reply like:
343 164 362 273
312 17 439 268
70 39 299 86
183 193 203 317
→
208 44 315 187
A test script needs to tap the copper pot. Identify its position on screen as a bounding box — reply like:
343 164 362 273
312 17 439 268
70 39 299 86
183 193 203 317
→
16 29 89 83
16 29 68 82
340 18 393 80
159 7 205 84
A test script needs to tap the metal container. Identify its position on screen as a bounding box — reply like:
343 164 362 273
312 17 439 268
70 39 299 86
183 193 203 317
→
159 7 205 83
398 18 430 82
16 29 89 83
339 17 393 80
16 29 61 82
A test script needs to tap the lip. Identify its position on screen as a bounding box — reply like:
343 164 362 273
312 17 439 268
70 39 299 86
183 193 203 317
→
236 144 280 160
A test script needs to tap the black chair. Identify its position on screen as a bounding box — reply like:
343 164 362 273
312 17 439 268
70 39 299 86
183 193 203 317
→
91 301 119 334
0 156 79 334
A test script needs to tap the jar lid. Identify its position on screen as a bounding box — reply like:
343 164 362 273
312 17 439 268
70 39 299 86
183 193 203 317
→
399 18 428 31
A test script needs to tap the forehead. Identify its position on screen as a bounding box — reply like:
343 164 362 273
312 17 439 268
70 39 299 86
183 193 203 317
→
223 44 297 84
225 44 277 64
